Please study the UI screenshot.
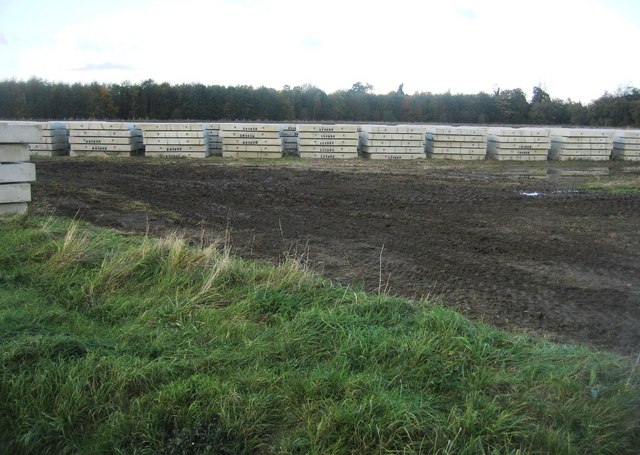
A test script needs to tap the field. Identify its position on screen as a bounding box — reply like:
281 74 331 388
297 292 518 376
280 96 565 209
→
31 157 640 355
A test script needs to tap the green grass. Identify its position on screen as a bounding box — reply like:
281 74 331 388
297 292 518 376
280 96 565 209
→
1 214 639 454
583 174 640 193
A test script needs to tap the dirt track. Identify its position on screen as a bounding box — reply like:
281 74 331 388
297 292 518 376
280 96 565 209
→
31 157 640 354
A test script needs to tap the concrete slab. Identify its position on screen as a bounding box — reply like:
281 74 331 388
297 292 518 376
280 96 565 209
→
203 123 221 130
70 137 141 145
145 138 208 146
146 151 210 158
221 123 281 132
0 183 31 203
427 151 487 157
0 202 28 215
0 144 31 162
426 141 485 149
362 152 425 160
299 152 357 159
360 146 425 153
297 132 360 140
69 150 140 158
489 155 548 161
222 151 282 159
298 139 359 146
72 130 142 138
550 128 613 137
143 131 207 139
298 146 358 153
426 126 487 135
223 138 283 146
487 143 550 151
427 134 486 142
360 139 424 147
298 124 358 133
70 122 138 130
614 138 640 145
222 144 283 152
427 153 486 160
139 123 205 131
488 136 550 143
487 127 549 137
70 144 141 152
362 133 424 141
613 143 640 151
0 163 36 183
146 145 209 153
0 122 44 143
220 131 281 139
612 148 640 157
29 143 68 151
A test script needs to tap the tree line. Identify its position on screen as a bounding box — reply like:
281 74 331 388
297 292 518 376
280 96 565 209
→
0 78 638 127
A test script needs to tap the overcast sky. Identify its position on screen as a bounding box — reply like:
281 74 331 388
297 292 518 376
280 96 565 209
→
1 0 639 103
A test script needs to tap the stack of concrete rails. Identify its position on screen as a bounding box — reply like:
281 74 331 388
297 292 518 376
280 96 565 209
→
360 125 426 160
0 122 38 215
69 122 143 157
612 130 640 161
204 123 222 157
280 124 298 157
298 124 359 159
221 123 283 159
549 128 613 161
141 123 210 158
425 126 487 160
27 122 69 156
487 127 550 161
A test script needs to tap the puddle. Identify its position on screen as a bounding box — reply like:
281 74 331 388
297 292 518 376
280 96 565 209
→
520 191 542 197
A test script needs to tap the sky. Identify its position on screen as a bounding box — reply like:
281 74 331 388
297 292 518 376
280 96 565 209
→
0 0 639 103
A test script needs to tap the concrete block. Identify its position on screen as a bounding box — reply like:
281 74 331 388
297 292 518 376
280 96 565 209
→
0 183 31 203
427 147 486 155
0 163 36 183
298 124 358 133
426 126 487 135
203 123 221 130
614 138 640 146
360 139 424 147
299 152 357 159
489 155 548 161
0 202 28 215
426 141 485 149
362 133 424 141
29 143 68 151
222 151 282 159
0 144 31 162
427 134 486 143
487 127 549 137
550 128 613 138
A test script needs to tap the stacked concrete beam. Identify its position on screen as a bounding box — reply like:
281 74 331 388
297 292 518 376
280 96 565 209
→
612 130 640 161
69 122 143 157
549 129 613 161
298 124 359 159
28 122 69 156
221 123 283 159
425 126 487 160
141 123 210 158
487 127 550 161
0 123 38 215
280 124 298 157
360 125 426 160
204 123 222 157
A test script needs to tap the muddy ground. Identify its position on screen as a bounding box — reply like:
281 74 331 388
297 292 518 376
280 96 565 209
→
30 157 640 355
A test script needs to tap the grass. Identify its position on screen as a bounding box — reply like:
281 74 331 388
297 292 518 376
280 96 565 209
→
1 214 639 454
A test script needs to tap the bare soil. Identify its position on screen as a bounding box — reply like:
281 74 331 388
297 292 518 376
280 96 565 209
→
31 157 640 355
